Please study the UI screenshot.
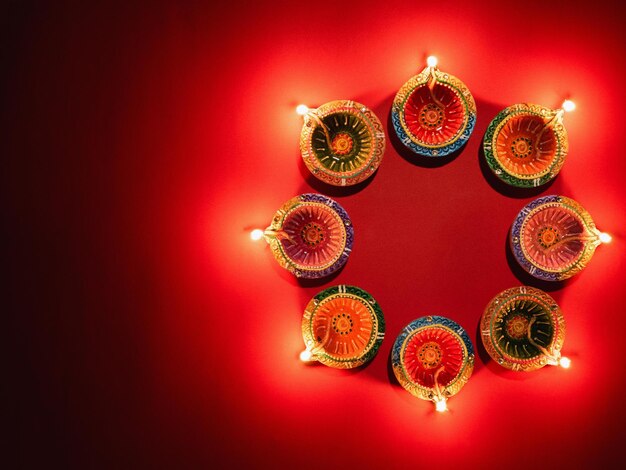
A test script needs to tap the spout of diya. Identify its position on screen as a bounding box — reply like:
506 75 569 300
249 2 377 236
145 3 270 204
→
432 366 449 412
592 228 612 246
297 104 333 148
262 228 295 244
543 349 571 369
540 99 575 136
300 327 331 363
299 344 324 363
538 227 611 250
423 55 445 109
424 55 439 81
526 317 570 368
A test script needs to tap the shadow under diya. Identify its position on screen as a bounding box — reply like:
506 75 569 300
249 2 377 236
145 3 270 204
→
300 285 385 369
480 286 569 372
510 195 608 281
262 193 354 279
391 57 476 157
392 316 474 412
299 100 386 187
483 103 570 188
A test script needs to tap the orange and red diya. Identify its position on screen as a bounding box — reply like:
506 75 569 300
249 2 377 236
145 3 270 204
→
392 316 474 411
483 103 569 187
301 285 384 368
299 100 385 186
391 60 476 157
262 193 353 279
511 195 604 281
481 286 567 371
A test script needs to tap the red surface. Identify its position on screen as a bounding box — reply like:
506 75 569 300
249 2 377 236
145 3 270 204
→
5 1 626 468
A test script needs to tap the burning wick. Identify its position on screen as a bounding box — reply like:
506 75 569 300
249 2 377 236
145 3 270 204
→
599 232 612 244
559 357 571 369
296 104 309 116
561 100 576 112
434 397 448 412
299 349 313 362
432 367 448 412
424 55 444 107
250 229 264 241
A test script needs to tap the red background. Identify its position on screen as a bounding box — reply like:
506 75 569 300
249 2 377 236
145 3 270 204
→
5 1 626 468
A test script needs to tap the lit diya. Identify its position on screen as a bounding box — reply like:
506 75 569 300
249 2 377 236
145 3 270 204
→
392 316 474 412
300 285 385 368
261 194 353 279
391 56 476 157
483 102 572 187
481 286 569 371
299 100 386 186
510 195 608 281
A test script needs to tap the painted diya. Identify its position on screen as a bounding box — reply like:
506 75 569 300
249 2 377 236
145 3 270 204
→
511 195 605 281
391 57 476 157
262 193 353 279
300 285 385 368
299 100 385 186
392 316 474 411
483 103 569 187
481 286 569 371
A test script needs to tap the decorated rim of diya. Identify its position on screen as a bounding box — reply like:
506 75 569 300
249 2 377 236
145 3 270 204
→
481 286 566 371
392 316 474 407
391 59 476 157
299 100 386 186
483 103 569 188
263 193 353 279
301 285 385 368
510 195 602 281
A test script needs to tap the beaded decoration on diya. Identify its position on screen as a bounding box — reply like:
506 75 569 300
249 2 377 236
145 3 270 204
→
249 53 613 414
